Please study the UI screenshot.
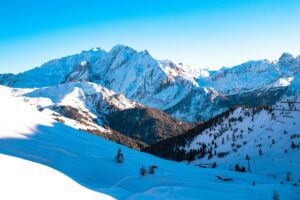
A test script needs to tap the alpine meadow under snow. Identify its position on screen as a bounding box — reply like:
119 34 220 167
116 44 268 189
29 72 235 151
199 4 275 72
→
0 45 300 200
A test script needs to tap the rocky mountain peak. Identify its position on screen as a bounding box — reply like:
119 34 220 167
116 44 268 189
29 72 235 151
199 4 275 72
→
278 52 295 67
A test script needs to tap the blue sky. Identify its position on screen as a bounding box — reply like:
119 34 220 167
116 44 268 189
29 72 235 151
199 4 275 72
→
0 0 300 73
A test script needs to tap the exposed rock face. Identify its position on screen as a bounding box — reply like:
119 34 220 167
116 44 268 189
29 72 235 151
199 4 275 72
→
0 73 15 86
63 61 93 83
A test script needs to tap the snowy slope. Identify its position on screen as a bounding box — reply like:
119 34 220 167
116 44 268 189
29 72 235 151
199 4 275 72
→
21 81 136 121
146 98 300 184
187 103 300 181
0 86 298 200
0 154 114 200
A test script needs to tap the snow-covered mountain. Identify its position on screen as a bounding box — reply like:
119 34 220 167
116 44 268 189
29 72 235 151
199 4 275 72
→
2 45 299 122
0 48 105 88
197 53 300 95
0 86 298 200
9 82 192 146
144 97 300 183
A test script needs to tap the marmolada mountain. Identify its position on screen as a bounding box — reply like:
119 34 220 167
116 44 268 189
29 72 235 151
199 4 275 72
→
1 45 299 199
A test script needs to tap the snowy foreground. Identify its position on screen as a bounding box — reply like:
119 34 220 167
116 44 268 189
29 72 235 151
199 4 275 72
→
0 154 114 200
0 86 299 200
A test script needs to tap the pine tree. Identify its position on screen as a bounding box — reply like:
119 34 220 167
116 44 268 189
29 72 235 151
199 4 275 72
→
241 166 246 172
148 165 156 174
286 172 291 182
291 141 297 149
273 191 280 200
235 164 240 172
115 148 124 163
187 151 195 163
208 148 213 159
259 148 262 156
211 162 217 168
232 132 236 142
245 155 250 171
140 166 147 176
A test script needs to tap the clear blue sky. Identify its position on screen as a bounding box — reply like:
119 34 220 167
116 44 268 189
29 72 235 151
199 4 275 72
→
0 0 300 73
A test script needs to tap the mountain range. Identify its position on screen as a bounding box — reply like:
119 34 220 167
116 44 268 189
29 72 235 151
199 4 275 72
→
1 45 299 123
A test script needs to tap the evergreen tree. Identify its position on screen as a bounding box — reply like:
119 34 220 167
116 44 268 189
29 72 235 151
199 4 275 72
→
273 191 280 200
208 150 212 159
259 148 262 156
187 151 195 163
140 166 147 176
286 172 291 182
115 148 124 163
291 141 297 149
211 162 217 168
245 155 251 171
232 133 236 142
241 166 246 172
148 165 156 174
235 164 240 172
